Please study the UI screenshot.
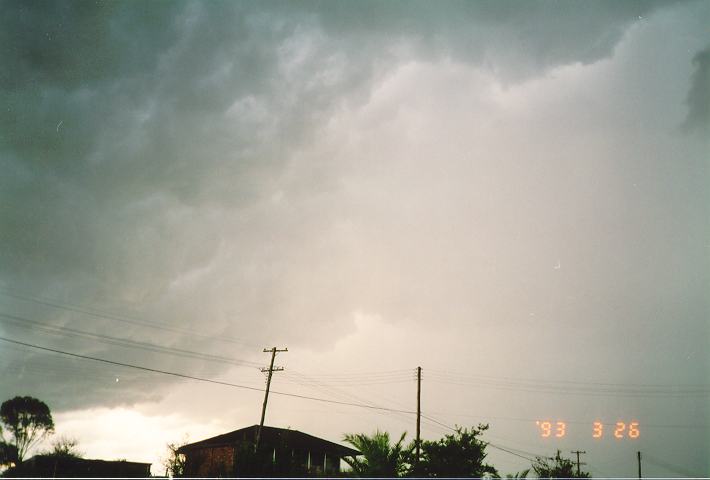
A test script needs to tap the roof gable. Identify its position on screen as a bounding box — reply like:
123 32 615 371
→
178 425 359 457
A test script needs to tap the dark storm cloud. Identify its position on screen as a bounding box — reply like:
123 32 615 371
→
0 0 673 289
683 45 710 131
0 0 693 412
312 0 668 79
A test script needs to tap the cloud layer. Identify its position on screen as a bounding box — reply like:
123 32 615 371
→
0 0 708 474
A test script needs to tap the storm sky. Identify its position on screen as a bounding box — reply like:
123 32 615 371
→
1 0 708 476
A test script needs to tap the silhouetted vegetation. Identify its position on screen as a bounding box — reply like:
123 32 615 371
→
0 392 595 479
532 450 590 478
413 425 498 478
0 396 54 463
341 425 500 478
0 442 18 469
342 430 410 477
45 436 83 458
163 439 187 477
504 468 531 479
2 455 150 478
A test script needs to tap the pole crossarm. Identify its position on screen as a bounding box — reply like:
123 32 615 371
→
256 346 287 451
571 450 587 477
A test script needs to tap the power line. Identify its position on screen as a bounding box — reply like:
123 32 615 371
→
0 293 414 382
282 370 419 432
6 318 707 436
426 368 710 390
1 312 415 387
3 335 459 447
0 289 260 348
644 453 698 478
571 450 587 477
414 409 708 430
0 336 416 415
19 309 696 398
281 374 413 386
0 312 443 434
287 369 413 380
6 289 706 394
0 312 264 369
0 334 464 443
4 335 569 468
426 374 710 394
425 376 710 398
418 412 548 463
486 444 538 463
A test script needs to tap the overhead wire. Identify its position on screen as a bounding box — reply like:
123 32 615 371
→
1 331 461 444
0 291 416 383
0 309 451 434
282 368 462 438
0 350 125 384
644 453 699 478
417 412 551 463
425 369 710 396
281 369 419 434
5 289 706 393
5 334 674 474
8 288 702 395
0 288 261 348
418 409 708 430
424 376 710 398
427 368 710 388
5 291 704 473
0 335 416 415
0 311 264 369
286 368 413 380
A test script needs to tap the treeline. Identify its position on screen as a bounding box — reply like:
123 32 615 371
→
0 396 83 475
164 424 591 478
1 395 590 479
337 425 589 478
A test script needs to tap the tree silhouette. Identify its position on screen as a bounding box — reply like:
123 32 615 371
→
414 424 498 478
163 438 187 477
343 430 410 477
0 440 19 468
0 396 54 462
532 450 590 478
46 436 83 458
505 468 531 479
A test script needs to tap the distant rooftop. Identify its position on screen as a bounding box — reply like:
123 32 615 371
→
5 455 151 478
178 424 360 457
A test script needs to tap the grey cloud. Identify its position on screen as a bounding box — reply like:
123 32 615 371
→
0 0 701 414
683 45 710 131
313 0 670 79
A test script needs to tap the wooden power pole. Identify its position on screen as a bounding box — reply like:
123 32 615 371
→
416 366 422 467
571 450 586 477
255 346 287 451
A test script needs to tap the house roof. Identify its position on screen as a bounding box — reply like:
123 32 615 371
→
6 455 151 478
178 425 360 457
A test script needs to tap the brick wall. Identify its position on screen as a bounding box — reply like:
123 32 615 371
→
190 446 235 476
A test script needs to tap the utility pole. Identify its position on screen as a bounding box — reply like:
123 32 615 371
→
415 366 422 468
571 450 586 477
255 347 287 452
637 451 642 479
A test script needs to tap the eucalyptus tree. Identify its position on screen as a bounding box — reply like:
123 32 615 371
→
0 396 54 462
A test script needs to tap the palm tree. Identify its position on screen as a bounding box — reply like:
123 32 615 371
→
342 430 410 477
505 468 531 479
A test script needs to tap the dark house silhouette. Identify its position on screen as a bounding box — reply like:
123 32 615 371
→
178 425 360 477
4 455 151 477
